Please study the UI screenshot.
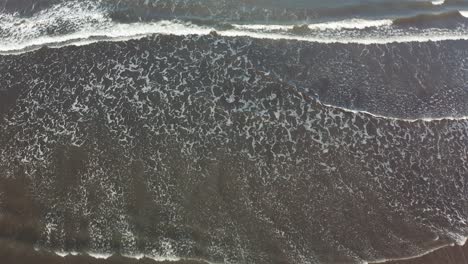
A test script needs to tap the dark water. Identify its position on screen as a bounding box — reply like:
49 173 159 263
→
1 1 468 264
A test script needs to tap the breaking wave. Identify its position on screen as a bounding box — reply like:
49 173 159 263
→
3 1 468 54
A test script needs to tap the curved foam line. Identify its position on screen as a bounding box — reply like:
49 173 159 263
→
0 20 213 53
43 237 468 264
3 23 468 56
3 0 468 54
320 101 468 122
2 7 468 55
368 238 467 263
232 19 393 31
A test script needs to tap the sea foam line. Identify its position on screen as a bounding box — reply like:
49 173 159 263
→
3 20 468 55
48 239 467 264
232 18 393 31
47 249 220 264
3 0 468 54
368 241 466 264
320 101 468 122
0 16 468 54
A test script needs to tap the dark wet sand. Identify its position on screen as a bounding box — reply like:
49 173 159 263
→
0 151 466 264
0 175 208 264
0 159 466 263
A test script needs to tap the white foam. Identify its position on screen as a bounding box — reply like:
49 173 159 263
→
308 18 393 30
5 20 468 55
455 235 468 246
0 1 108 42
367 232 467 263
460 11 468 18
52 251 221 263
0 0 212 52
368 245 447 263
232 24 291 31
432 0 445 5
221 29 468 45
321 100 468 122
54 251 181 261
0 20 214 53
233 19 392 31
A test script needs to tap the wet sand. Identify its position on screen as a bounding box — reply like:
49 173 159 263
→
0 166 466 263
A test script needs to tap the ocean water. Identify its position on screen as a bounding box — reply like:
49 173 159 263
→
0 1 468 264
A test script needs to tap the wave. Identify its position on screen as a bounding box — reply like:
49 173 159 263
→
3 9 468 55
6 1 468 54
232 18 393 32
0 20 214 53
393 10 468 28
4 23 468 55
0 1 109 46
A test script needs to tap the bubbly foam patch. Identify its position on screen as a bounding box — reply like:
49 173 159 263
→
0 1 108 41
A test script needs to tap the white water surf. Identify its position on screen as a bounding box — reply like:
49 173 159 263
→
2 1 468 54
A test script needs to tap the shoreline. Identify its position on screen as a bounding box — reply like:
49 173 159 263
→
0 240 466 264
